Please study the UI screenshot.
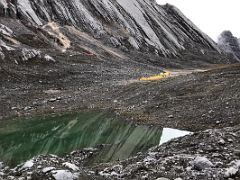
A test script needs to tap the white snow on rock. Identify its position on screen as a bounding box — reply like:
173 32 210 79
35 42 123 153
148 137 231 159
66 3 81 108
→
51 170 76 180
62 162 79 171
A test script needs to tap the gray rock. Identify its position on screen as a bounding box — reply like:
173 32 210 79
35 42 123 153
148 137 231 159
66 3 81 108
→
193 156 213 171
156 178 170 180
218 31 240 61
0 162 3 169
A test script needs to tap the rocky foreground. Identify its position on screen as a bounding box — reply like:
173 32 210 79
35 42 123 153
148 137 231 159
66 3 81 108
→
1 125 240 180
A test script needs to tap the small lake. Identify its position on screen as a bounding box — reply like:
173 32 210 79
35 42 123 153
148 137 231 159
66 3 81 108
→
0 111 190 167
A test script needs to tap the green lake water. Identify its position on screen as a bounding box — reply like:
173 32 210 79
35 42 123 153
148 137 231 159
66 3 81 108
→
0 111 163 167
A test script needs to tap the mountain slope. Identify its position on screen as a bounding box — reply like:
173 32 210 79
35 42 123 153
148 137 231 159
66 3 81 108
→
0 0 220 57
0 0 237 120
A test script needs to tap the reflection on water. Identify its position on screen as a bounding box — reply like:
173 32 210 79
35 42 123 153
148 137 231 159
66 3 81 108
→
0 112 162 166
159 128 191 145
0 112 191 167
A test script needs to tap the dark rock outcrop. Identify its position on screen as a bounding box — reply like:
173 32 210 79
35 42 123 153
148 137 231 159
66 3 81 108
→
218 31 240 61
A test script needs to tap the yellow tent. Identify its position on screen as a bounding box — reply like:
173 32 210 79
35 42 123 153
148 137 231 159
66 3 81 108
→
140 72 170 81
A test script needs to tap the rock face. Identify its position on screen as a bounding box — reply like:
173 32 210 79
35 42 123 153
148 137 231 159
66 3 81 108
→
0 0 220 57
218 31 240 61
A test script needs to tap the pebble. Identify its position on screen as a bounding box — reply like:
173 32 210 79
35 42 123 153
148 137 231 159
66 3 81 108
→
24 106 33 111
218 138 226 145
49 98 57 102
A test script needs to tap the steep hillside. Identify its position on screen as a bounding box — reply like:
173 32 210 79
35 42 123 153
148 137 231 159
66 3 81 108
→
0 0 221 56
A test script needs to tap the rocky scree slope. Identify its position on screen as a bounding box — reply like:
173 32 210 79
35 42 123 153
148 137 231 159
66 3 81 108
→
218 31 240 61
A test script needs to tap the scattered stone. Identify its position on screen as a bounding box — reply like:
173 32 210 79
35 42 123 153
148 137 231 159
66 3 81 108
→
62 162 79 171
218 138 226 145
225 160 240 178
225 167 239 178
56 97 62 101
49 98 57 102
11 107 18 110
24 106 33 111
42 167 55 173
192 156 213 171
